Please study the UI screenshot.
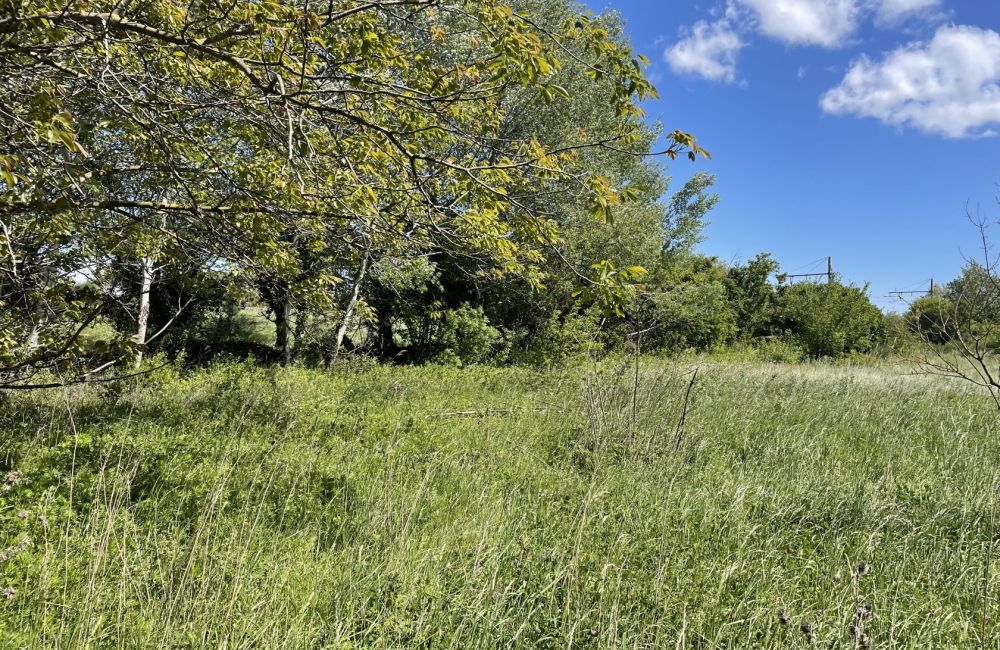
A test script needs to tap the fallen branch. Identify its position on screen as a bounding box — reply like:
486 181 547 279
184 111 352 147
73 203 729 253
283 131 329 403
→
425 406 564 419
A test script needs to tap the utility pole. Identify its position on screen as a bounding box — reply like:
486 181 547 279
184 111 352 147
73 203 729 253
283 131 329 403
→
827 257 833 284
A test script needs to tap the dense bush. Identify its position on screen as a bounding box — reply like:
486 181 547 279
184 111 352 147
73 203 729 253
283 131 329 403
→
425 305 500 366
776 282 886 358
905 295 957 345
648 281 736 352
640 254 736 352
512 309 604 367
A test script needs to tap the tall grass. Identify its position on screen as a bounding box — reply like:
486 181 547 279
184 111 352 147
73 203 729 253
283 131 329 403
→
0 359 997 648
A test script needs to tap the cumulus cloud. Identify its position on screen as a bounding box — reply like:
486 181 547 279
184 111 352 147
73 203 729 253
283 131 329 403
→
820 25 1000 138
664 0 953 94
873 0 943 26
736 0 861 47
665 20 745 83
663 0 920 84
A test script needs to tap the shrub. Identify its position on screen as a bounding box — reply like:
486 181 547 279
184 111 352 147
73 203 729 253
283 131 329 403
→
513 309 603 367
429 305 500 366
648 279 737 352
777 282 885 358
905 295 957 345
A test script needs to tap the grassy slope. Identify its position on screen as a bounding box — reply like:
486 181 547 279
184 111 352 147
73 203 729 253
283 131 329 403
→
0 360 998 648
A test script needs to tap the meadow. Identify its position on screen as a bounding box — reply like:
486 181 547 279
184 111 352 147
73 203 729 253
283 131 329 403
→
1 358 998 648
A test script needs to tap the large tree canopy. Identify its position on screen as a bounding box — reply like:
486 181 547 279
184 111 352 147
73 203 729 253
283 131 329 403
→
0 0 707 386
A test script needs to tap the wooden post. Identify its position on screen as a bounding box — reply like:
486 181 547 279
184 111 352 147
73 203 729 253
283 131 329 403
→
827 257 833 284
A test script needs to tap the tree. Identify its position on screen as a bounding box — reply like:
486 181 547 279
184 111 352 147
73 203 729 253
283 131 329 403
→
726 253 780 340
662 172 719 259
0 0 707 385
912 206 1000 408
947 261 1000 325
363 1 715 361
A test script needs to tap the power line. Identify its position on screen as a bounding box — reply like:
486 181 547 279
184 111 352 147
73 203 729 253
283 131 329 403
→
779 257 834 285
888 279 934 301
785 256 828 275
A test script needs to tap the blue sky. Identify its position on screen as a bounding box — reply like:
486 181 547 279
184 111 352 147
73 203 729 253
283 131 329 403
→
583 0 1000 310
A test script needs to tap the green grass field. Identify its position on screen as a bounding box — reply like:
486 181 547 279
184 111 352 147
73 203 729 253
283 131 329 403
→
1 359 998 648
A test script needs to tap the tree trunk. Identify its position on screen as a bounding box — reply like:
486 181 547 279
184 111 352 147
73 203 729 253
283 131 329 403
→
375 320 398 360
135 256 154 369
274 299 292 366
333 253 370 362
294 311 309 357
26 321 40 351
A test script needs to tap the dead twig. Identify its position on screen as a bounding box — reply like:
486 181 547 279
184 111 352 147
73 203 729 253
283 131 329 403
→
673 366 699 452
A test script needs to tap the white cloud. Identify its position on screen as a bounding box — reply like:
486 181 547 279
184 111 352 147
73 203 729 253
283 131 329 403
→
820 25 1000 138
665 20 745 83
736 0 861 47
664 0 951 86
873 0 943 26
